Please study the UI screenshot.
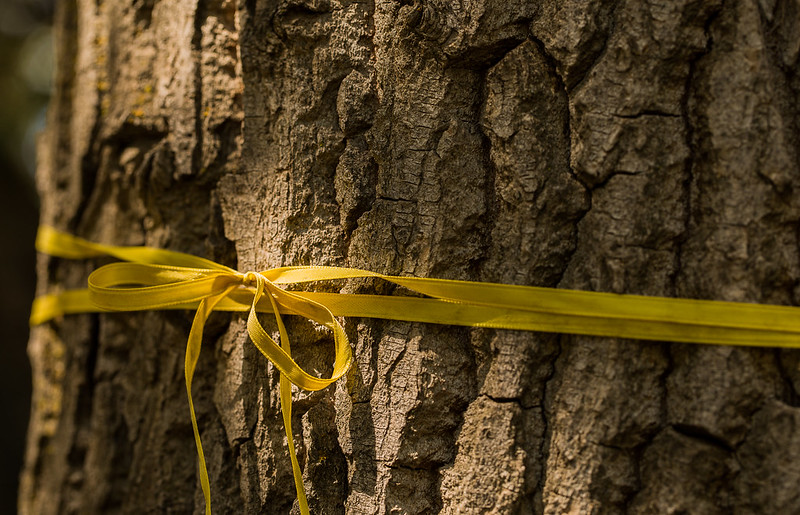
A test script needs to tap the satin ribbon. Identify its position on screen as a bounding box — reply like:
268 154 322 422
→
30 226 800 513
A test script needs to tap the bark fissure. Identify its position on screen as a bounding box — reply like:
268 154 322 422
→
671 423 736 452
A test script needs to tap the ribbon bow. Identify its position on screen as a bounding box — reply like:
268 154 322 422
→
34 227 359 514
31 227 800 514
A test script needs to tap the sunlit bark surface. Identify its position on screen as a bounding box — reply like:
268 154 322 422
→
22 1 800 513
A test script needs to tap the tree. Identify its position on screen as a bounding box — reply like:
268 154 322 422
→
21 0 800 513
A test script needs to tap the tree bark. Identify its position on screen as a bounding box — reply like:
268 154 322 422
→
22 0 800 513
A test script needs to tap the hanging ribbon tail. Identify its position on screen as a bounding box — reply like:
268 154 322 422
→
242 271 353 515
185 285 239 515
246 273 311 514
271 288 310 515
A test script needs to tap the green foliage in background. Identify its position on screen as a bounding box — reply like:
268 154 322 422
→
0 0 53 193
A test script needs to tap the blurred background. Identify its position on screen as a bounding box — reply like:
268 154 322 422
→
0 0 54 511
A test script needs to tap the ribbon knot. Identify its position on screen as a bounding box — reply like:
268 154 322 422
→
241 270 262 289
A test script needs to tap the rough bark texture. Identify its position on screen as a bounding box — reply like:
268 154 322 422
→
22 0 800 513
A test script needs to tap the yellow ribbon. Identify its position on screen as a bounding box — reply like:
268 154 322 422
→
30 227 800 513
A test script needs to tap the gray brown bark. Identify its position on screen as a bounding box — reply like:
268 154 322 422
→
22 0 800 513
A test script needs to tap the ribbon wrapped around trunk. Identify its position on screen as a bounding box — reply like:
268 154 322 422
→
30 226 800 514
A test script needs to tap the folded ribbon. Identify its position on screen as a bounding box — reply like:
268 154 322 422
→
31 226 800 513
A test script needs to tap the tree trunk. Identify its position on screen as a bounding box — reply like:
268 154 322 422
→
21 0 800 513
